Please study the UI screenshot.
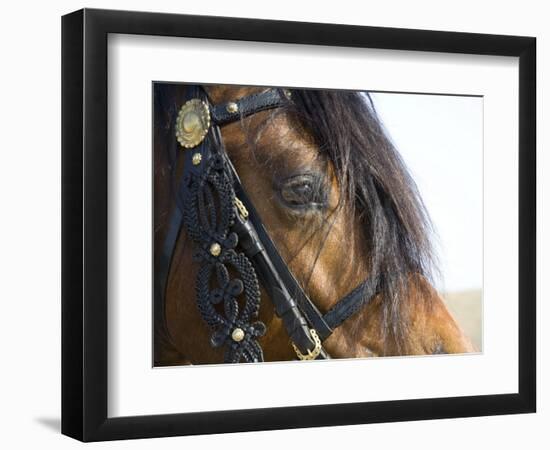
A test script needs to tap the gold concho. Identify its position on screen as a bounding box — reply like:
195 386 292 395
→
175 99 211 149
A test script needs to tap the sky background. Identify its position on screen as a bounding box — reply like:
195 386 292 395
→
370 92 483 293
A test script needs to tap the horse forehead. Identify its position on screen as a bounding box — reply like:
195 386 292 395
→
226 111 320 171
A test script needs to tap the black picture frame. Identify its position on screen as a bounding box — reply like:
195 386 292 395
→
61 8 536 442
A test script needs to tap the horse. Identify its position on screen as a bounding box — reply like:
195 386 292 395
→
153 83 475 365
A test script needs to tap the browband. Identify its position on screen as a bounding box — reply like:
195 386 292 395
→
156 86 377 363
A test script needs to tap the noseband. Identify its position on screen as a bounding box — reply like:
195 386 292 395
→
157 86 378 363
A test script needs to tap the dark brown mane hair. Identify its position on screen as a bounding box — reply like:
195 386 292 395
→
286 89 438 351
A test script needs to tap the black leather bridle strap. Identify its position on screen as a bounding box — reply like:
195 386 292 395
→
230 211 330 358
155 205 182 313
211 89 288 125
323 277 379 330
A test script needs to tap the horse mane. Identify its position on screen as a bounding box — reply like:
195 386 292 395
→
286 89 438 352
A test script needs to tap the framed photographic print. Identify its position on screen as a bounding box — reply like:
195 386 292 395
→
61 8 536 441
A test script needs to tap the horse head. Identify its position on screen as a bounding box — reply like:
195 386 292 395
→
154 84 474 365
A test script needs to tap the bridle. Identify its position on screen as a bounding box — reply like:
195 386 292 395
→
157 85 378 363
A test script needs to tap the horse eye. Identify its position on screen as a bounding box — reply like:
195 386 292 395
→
278 174 326 210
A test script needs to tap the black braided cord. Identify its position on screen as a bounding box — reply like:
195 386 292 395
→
180 140 266 363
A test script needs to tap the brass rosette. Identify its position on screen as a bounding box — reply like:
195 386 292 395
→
175 99 211 149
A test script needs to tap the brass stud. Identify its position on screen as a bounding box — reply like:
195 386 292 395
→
226 102 239 114
231 328 245 342
192 153 202 165
209 243 221 257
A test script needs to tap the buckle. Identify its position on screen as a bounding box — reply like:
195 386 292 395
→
291 329 322 361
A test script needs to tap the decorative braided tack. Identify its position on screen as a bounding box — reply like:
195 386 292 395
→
182 151 266 363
